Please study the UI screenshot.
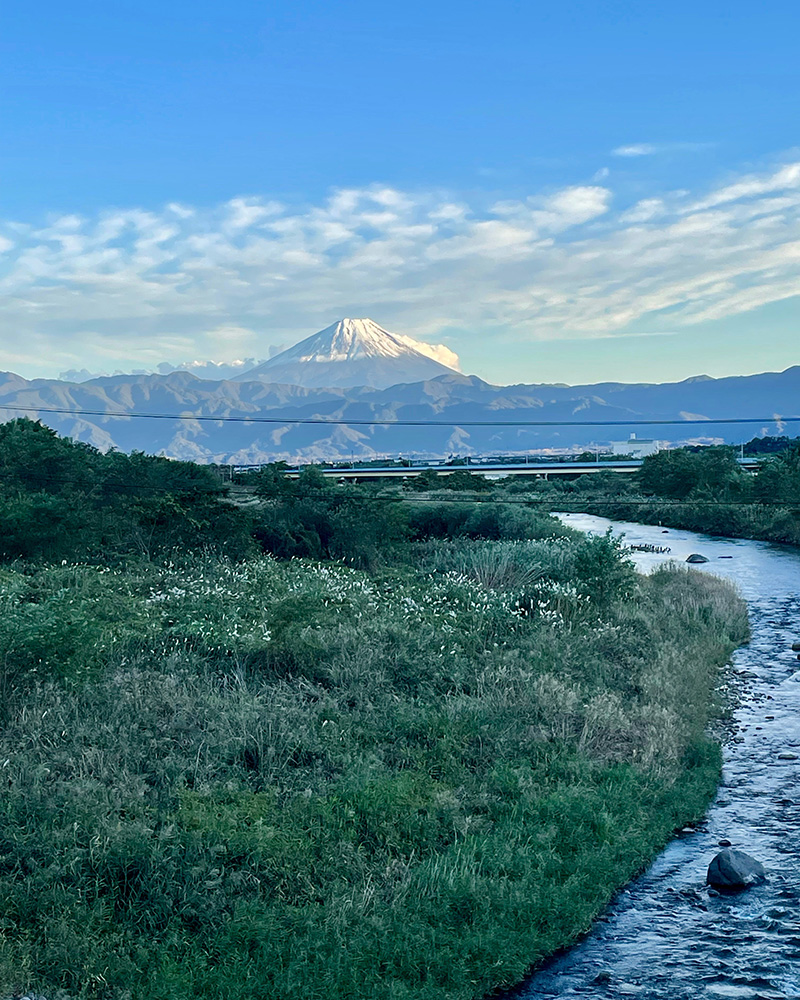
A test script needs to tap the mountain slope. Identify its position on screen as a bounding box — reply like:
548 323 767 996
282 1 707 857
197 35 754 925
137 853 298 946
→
236 318 462 389
0 366 798 463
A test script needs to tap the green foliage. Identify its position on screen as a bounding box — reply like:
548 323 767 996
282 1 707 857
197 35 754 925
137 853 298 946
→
0 418 253 561
406 500 566 542
407 469 492 492
252 466 408 568
749 446 800 505
573 529 636 607
0 548 746 1000
545 443 800 546
743 434 800 456
638 446 746 501
408 532 635 619
0 428 753 998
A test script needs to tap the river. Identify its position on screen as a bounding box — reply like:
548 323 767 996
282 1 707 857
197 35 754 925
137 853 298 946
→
505 514 800 1000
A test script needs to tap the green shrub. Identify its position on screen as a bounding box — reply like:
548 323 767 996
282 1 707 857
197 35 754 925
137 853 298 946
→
253 472 408 568
0 418 254 562
406 500 567 542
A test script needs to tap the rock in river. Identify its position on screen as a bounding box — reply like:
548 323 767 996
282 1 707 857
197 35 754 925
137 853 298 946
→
707 849 766 891
686 553 710 564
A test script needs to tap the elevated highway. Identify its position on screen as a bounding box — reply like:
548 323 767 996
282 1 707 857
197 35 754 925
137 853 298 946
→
280 458 761 480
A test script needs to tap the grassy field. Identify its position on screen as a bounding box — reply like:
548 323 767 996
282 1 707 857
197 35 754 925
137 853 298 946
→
0 533 747 1000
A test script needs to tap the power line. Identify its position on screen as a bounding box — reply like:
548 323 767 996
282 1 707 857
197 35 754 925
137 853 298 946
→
0 402 798 428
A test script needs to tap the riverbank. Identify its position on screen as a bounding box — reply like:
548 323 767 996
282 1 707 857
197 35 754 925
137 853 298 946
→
509 514 800 999
531 442 800 548
0 539 747 1000
558 495 800 548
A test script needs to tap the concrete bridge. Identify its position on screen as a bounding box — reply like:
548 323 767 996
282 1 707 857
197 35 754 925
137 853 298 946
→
278 458 761 480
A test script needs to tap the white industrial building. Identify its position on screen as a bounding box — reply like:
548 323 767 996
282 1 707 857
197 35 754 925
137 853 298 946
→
609 434 664 459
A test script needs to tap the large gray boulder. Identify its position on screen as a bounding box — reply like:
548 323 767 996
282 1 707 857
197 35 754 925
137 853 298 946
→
686 553 710 564
707 849 766 891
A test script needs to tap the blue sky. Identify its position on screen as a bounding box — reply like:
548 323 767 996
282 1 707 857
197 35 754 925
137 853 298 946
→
1 0 799 384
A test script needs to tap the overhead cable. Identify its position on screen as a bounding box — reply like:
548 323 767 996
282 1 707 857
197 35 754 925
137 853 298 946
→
0 403 798 429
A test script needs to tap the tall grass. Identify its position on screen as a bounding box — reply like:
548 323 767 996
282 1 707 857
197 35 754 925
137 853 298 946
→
411 538 571 590
0 545 747 1000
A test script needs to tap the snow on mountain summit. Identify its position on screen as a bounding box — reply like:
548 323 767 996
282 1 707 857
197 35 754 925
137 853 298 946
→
236 318 463 389
281 318 414 362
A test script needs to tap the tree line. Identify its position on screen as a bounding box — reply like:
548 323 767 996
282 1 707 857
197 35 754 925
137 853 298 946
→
0 419 560 566
535 443 800 544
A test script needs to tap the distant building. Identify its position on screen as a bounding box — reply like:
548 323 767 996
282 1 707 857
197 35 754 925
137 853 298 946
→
609 434 663 459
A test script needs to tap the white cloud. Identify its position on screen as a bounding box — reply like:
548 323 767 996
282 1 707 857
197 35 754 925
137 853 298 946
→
538 185 612 228
225 198 283 231
612 144 657 157
686 162 800 212
167 203 195 219
620 198 666 223
611 142 714 158
58 356 269 382
394 335 461 370
0 160 799 377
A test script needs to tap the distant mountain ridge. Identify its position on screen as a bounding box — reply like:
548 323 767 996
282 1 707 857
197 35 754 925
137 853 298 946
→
59 357 267 383
236 318 462 389
1 364 798 464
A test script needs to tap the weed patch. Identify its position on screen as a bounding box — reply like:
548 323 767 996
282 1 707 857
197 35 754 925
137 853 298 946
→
0 547 747 999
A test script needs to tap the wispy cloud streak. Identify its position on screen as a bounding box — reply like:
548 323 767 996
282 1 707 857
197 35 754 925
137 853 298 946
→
612 144 657 156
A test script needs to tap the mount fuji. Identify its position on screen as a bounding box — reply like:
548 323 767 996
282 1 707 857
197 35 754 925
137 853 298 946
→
2 314 797 463
235 318 463 389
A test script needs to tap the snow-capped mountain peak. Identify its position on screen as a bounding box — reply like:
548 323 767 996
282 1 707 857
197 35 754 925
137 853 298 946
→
236 318 463 389
286 318 415 362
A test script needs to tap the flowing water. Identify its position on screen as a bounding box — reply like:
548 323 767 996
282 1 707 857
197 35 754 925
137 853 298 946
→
506 514 800 1000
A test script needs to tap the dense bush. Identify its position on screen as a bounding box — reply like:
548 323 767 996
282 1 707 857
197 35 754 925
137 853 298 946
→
247 469 564 567
637 446 746 501
742 434 800 456
251 466 408 568
405 499 567 542
0 419 253 561
407 468 492 492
